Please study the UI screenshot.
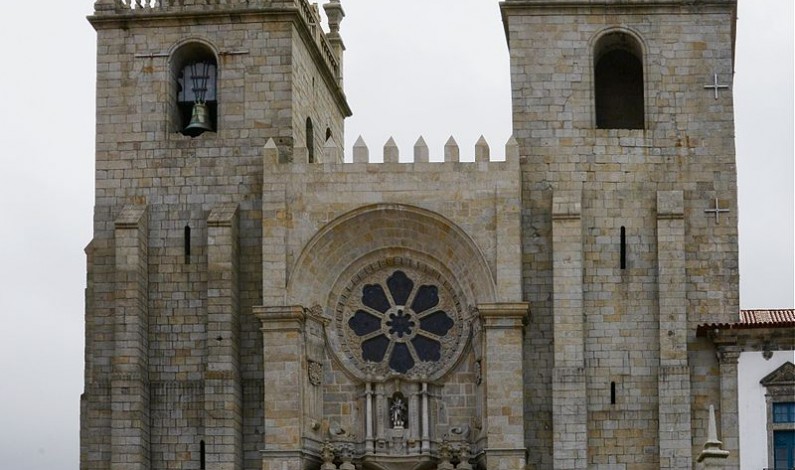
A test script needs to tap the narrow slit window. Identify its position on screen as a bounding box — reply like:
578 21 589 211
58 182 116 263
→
200 440 206 469
620 226 627 270
184 225 191 265
610 381 617 405
306 117 315 163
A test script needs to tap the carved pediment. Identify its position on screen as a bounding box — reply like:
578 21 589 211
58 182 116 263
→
760 361 795 387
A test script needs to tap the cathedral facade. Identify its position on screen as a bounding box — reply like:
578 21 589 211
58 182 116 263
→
81 1 741 469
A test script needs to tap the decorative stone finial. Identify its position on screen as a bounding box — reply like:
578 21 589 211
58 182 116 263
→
414 136 429 163
697 404 730 466
337 443 356 470
323 0 345 34
320 441 337 470
456 445 474 470
438 440 455 470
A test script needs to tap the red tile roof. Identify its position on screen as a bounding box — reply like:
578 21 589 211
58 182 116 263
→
696 309 795 336
739 309 795 325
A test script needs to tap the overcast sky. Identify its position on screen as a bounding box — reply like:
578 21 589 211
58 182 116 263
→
0 1 791 469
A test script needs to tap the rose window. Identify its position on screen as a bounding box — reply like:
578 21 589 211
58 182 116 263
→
332 262 469 380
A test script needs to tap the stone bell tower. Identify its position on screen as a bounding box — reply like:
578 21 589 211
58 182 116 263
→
81 1 349 469
501 0 740 468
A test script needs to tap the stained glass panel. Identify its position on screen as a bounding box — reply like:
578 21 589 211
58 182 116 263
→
387 271 413 305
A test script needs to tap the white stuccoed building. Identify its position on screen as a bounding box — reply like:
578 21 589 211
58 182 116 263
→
713 310 795 470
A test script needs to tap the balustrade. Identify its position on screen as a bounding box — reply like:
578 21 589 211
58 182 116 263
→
96 0 340 80
110 0 253 10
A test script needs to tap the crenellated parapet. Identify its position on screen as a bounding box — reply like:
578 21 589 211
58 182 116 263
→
271 135 520 165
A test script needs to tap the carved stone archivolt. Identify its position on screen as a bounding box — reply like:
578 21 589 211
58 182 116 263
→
329 259 470 382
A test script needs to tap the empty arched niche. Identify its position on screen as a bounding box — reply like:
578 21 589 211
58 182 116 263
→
594 31 645 130
171 42 218 137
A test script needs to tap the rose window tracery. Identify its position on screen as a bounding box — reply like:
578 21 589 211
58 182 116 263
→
331 261 469 380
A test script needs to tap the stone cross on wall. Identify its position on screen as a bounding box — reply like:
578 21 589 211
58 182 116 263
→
704 73 730 99
704 198 730 224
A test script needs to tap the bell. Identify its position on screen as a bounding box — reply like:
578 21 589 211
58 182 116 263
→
183 102 213 137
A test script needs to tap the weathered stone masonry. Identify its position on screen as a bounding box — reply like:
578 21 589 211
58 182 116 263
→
82 1 740 469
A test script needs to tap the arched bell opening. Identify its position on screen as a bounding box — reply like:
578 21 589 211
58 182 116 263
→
594 31 645 130
170 41 218 137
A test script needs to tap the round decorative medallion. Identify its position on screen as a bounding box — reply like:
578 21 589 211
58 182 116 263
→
331 261 469 381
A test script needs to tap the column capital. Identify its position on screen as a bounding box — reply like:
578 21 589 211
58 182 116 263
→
716 347 741 365
478 303 529 328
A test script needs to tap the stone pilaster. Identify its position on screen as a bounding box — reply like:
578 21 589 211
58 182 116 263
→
478 303 529 470
303 306 329 449
656 191 693 469
205 203 242 470
254 305 316 470
717 349 740 469
261 141 287 305
111 205 150 470
551 190 587 469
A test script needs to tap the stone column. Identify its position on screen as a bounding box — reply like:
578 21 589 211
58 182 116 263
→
365 383 375 454
409 384 420 445
111 205 150 470
478 303 529 470
254 305 311 470
375 382 386 446
205 203 242 470
656 191 693 469
551 190 587 469
420 382 430 454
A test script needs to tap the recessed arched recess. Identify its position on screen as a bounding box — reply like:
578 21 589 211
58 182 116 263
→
287 204 497 309
170 41 218 137
594 30 645 129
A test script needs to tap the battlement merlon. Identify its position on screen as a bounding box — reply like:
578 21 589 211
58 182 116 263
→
89 0 347 88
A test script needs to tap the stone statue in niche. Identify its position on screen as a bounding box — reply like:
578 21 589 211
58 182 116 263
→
389 393 407 429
